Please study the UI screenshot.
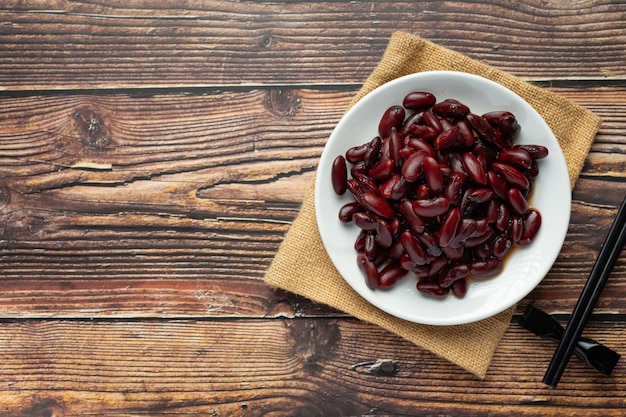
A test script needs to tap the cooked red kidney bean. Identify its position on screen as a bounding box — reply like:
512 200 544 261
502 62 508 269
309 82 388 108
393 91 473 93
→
462 152 487 185
368 158 395 182
495 202 510 232
422 110 443 134
375 218 394 248
498 147 532 170
433 99 470 119
339 202 362 223
412 196 449 217
492 162 530 190
451 278 467 297
403 91 436 110
363 136 382 168
492 233 513 258
519 208 542 246
400 230 428 266
439 207 462 248
352 212 377 231
417 278 449 296
438 262 469 288
331 155 348 195
398 110 424 136
406 137 436 157
508 187 529 214
409 124 439 142
401 151 428 182
434 125 461 150
378 262 408 290
510 214 524 243
332 91 545 298
498 113 521 139
423 156 444 194
516 144 549 159
346 143 368 163
357 252 380 289
469 257 503 277
466 113 495 143
361 192 395 219
378 105 405 138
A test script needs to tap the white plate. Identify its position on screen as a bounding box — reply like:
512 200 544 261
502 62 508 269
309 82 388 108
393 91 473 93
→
315 70 571 325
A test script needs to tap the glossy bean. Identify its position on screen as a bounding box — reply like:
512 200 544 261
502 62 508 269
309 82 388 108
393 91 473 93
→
498 147 532 170
487 170 509 201
379 174 403 199
416 279 449 296
400 230 428 266
355 173 379 195
398 111 424 137
375 218 394 248
516 144 549 159
432 99 470 119
398 199 425 234
363 136 382 168
462 152 488 185
495 202 510 232
409 124 439 142
406 137 436 158
402 91 436 111
378 105 405 138
357 252 379 289
422 110 443 134
491 233 513 258
469 257 503 277
338 202 362 223
378 262 407 290
351 210 376 231
466 113 495 143
401 151 428 182
439 207 462 248
434 125 461 150
444 171 468 205
519 208 542 246
423 156 444 194
345 143 368 163
492 162 530 190
368 158 395 182
331 155 348 195
451 278 468 298
438 263 469 288
364 233 379 261
361 192 395 219
412 196 449 217
510 214 524 243
508 187 529 214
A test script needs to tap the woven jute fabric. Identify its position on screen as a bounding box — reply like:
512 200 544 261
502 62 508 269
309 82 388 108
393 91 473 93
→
264 32 602 378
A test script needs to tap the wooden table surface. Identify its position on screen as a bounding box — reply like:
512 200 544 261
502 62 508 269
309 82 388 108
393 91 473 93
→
1 1 625 416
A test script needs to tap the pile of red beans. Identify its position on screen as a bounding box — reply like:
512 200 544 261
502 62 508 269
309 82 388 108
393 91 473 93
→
331 92 548 297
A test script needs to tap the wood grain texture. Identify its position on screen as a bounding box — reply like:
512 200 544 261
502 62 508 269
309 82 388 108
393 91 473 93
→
0 318 623 417
1 86 626 317
0 1 625 89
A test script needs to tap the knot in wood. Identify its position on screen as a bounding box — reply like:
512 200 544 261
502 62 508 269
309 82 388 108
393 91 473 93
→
72 107 112 149
0 183 10 208
265 89 300 117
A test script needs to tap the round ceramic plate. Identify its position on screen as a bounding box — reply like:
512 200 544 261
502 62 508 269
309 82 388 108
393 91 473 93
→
315 70 571 325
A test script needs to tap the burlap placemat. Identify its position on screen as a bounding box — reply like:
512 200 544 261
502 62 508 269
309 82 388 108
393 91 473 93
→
264 31 602 378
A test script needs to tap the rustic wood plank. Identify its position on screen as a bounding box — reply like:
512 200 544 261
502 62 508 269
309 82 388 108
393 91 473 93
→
0 1 625 90
1 85 626 317
0 318 623 416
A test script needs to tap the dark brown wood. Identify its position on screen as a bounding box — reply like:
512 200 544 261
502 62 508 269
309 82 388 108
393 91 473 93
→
0 319 623 417
1 1 625 415
0 1 625 89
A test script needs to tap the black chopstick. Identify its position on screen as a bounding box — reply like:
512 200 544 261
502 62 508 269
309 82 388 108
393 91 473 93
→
543 194 626 387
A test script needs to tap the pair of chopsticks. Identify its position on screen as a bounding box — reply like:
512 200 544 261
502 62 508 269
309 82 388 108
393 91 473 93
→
543 194 626 387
